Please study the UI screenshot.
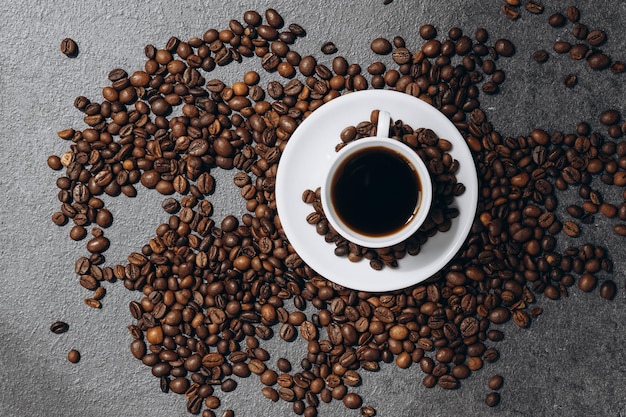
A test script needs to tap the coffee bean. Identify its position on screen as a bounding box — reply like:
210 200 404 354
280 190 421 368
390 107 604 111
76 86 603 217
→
494 39 515 57
571 23 588 40
67 349 81 363
488 307 510 324
564 74 577 88
599 109 620 125
86 236 110 253
276 358 292 373
370 38 392 55
50 321 69 334
566 6 580 22
438 375 458 389
533 50 549 63
60 38 78 57
610 61 625 74
419 24 437 40
360 406 376 416
321 42 337 55
84 298 101 309
485 392 501 407
578 273 597 292
525 1 543 14
501 4 519 20
553 41 571 54
343 393 362 409
265 8 284 29
488 375 504 390
562 221 580 237
599 280 617 300
587 30 607 47
548 12 566 27
614 224 626 236
587 53 611 70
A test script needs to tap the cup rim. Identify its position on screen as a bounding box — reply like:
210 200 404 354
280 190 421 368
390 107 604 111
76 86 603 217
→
321 136 433 248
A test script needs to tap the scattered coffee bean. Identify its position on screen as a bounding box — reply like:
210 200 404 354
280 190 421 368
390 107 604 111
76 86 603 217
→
343 393 362 409
321 42 337 55
578 273 597 292
488 375 504 390
587 53 611 70
67 349 81 363
564 74 577 88
599 109 620 125
501 4 520 20
614 224 626 236
566 6 580 22
495 39 515 56
587 30 607 47
50 321 69 334
60 38 78 57
370 38 392 55
599 280 617 300
533 49 549 63
548 12 566 27
419 24 437 40
525 1 543 14
485 392 501 407
360 405 376 416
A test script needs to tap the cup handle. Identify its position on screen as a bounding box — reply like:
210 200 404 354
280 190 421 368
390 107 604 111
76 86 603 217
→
377 110 391 138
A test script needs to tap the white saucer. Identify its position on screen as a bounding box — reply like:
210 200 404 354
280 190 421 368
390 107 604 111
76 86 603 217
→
275 90 478 292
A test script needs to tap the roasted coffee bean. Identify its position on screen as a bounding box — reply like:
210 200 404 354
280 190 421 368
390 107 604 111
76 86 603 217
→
548 13 566 27
599 109 620 126
494 39 515 57
485 392 501 407
578 273 597 292
321 42 337 55
360 406 376 416
488 374 504 390
50 321 69 334
533 50 549 63
562 221 580 237
438 375 458 389
564 74 577 88
501 4 519 20
599 280 617 300
553 41 571 54
265 8 284 28
587 30 607 47
67 349 81 363
60 38 78 57
525 1 543 14
343 393 362 409
84 298 101 309
566 6 580 22
419 24 437 40
370 38 392 55
587 53 611 70
614 224 626 236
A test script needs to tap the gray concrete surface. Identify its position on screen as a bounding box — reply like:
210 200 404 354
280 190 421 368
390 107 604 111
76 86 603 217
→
1 0 625 416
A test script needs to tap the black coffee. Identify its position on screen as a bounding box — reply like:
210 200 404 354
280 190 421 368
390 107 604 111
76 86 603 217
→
331 146 420 236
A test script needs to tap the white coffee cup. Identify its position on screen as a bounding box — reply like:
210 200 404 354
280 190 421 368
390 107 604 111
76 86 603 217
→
321 111 433 248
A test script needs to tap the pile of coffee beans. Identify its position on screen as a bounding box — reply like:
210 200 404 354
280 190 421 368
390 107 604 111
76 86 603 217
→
47 6 625 416
302 111 464 270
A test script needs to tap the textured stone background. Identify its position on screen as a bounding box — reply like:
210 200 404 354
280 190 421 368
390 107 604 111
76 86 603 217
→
1 1 625 416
